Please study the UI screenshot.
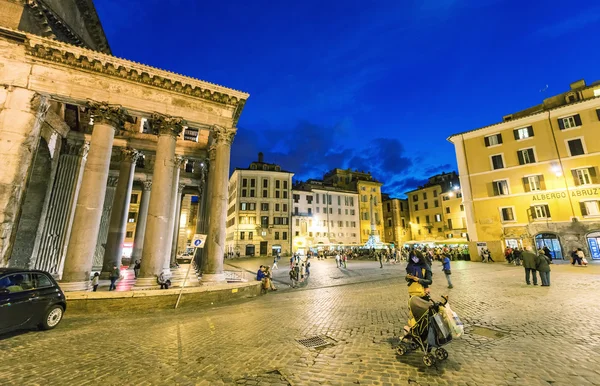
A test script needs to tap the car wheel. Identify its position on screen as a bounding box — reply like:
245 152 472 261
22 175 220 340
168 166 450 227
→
39 305 64 330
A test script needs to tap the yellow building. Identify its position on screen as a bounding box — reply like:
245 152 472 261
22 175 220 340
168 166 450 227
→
323 169 384 243
404 172 468 246
382 195 411 246
449 79 600 261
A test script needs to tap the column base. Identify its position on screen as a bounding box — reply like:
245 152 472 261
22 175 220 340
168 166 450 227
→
59 281 90 292
201 273 226 283
133 276 159 289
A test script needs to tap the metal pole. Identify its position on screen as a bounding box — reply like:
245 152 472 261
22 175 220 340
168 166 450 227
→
174 253 195 309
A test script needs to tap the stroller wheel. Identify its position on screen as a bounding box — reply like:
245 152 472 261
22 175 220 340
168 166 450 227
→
397 346 407 356
423 354 436 367
435 348 448 361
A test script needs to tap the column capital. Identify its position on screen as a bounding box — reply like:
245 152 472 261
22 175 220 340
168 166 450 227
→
151 113 186 137
64 140 90 159
178 184 185 194
87 101 126 127
174 155 187 168
30 93 50 118
142 181 153 191
211 125 236 146
107 176 119 187
121 147 142 163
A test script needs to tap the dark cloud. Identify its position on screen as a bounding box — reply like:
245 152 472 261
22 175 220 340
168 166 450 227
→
230 121 451 197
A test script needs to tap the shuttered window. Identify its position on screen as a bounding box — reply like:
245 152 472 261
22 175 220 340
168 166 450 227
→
557 114 582 130
484 134 503 147
531 204 550 219
492 180 509 196
517 148 536 165
513 126 534 140
491 154 504 170
571 168 597 186
522 175 544 192
580 201 600 216
500 207 514 222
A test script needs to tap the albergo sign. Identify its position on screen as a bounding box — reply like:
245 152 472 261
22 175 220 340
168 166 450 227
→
532 188 599 201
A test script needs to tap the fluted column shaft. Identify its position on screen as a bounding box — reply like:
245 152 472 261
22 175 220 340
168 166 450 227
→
170 184 185 265
137 114 185 285
61 103 124 290
130 181 152 265
163 161 184 271
101 148 140 275
203 126 235 282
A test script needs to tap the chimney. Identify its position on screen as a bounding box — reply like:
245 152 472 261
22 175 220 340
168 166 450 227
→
258 152 264 163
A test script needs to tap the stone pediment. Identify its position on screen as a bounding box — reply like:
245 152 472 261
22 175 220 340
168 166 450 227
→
14 29 249 124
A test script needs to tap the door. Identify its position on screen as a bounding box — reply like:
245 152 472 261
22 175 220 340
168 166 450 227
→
259 241 268 256
272 245 281 256
245 245 255 256
535 233 563 260
0 273 35 331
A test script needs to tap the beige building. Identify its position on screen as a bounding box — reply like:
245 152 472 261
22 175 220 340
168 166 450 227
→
448 79 600 261
291 180 361 253
226 153 293 257
323 169 384 243
405 172 468 245
0 0 249 289
382 195 411 247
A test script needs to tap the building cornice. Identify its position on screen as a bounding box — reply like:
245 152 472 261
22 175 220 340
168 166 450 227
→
448 95 600 143
5 27 250 124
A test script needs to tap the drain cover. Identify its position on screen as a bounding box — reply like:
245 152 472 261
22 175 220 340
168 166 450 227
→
297 335 334 349
471 326 507 339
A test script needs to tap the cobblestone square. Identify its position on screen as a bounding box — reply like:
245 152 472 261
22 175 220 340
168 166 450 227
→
1 259 600 386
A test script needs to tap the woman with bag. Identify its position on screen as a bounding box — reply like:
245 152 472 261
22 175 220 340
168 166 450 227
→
406 250 433 297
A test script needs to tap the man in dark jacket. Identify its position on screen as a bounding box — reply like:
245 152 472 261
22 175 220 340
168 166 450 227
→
522 247 538 285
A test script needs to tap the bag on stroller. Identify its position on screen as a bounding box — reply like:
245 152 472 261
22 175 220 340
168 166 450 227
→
397 295 454 367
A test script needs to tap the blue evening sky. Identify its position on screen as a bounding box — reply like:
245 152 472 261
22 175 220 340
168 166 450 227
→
95 0 600 197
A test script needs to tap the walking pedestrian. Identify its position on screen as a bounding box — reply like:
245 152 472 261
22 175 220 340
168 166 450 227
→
91 272 100 292
378 252 383 268
442 255 453 289
522 246 539 285
335 253 341 268
342 254 347 268
108 265 120 291
272 255 279 270
535 250 551 286
405 251 432 297
571 248 582 266
289 267 298 288
306 260 311 276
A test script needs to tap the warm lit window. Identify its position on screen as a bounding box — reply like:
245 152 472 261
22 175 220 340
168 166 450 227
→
523 175 543 192
435 214 442 222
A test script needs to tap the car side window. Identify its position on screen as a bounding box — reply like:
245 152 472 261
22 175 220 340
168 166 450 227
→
32 273 53 289
0 273 34 293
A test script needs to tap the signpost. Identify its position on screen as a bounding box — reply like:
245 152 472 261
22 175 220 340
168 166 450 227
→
175 234 207 309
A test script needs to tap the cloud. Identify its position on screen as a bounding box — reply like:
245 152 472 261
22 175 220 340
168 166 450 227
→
534 8 600 38
231 120 451 197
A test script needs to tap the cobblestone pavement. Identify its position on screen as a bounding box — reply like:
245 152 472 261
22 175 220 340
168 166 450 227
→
1 260 600 386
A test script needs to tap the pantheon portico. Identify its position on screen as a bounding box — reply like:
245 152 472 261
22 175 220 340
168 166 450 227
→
0 6 248 290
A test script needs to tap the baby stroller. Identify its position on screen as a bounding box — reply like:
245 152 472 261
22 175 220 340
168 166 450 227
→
397 295 453 367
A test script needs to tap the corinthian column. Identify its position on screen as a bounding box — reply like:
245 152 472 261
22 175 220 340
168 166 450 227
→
203 126 236 283
169 183 186 266
130 181 152 266
136 114 185 286
163 158 185 272
61 102 125 290
101 148 141 276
